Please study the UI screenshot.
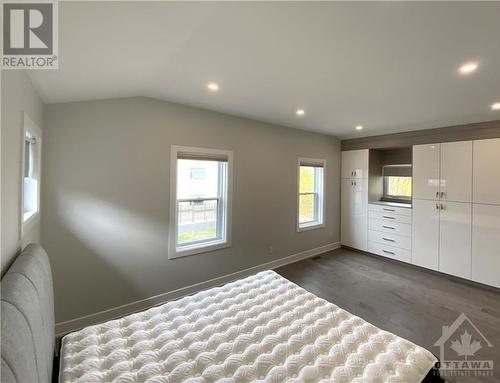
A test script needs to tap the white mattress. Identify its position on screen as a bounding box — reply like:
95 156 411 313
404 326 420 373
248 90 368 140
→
60 270 437 383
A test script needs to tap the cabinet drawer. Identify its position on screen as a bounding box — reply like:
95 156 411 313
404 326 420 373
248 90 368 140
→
368 210 412 224
369 218 412 236
368 230 411 250
368 203 412 216
368 241 411 263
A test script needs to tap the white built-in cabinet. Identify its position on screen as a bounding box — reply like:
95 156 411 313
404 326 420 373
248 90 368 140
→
412 141 473 279
341 150 368 251
341 138 500 289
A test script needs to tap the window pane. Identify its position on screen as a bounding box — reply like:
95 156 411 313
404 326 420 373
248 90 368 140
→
299 194 316 223
177 199 218 245
386 176 412 198
177 159 219 199
299 166 315 193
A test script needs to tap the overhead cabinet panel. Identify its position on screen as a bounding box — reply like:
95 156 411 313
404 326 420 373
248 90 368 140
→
473 138 500 205
440 141 472 203
353 150 369 179
413 144 440 200
341 151 353 179
341 150 368 179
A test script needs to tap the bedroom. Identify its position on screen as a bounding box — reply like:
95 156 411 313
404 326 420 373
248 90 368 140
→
1 1 500 382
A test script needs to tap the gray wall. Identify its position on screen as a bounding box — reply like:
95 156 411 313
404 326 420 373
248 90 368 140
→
42 97 341 324
1 71 44 275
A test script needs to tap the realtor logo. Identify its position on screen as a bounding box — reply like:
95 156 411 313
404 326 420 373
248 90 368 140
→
2 1 58 69
434 313 493 378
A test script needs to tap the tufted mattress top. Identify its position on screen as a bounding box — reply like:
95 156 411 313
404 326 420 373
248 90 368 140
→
60 270 437 383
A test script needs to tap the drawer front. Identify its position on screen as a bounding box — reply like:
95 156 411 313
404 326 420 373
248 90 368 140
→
368 204 412 216
369 218 412 237
368 210 412 224
368 230 411 250
368 241 412 263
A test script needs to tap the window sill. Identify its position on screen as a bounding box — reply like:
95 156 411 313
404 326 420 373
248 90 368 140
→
297 221 325 232
381 197 412 204
169 239 230 259
21 210 40 236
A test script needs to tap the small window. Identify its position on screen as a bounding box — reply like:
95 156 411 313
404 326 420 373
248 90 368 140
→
383 165 412 201
169 146 232 258
297 158 325 231
21 113 42 231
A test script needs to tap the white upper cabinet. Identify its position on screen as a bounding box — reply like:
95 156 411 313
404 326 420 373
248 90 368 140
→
472 204 500 288
411 198 439 271
341 149 368 179
473 138 500 205
440 141 472 203
413 144 440 200
353 150 369 179
341 151 353 179
439 201 472 279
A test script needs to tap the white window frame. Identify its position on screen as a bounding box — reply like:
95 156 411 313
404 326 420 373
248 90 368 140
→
169 145 233 259
297 157 326 232
20 113 42 237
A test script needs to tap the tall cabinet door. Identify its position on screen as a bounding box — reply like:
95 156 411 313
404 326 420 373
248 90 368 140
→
341 178 367 251
413 144 440 200
440 141 472 203
472 204 500 288
439 202 472 279
351 179 368 251
341 178 353 247
473 138 500 205
412 199 439 270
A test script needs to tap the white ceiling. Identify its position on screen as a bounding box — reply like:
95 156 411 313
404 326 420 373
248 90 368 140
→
29 2 500 138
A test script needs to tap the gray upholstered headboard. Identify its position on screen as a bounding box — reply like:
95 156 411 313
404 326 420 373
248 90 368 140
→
1 244 55 383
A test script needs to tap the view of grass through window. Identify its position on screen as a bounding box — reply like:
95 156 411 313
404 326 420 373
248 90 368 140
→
177 159 220 246
299 166 316 223
177 200 218 244
385 176 412 198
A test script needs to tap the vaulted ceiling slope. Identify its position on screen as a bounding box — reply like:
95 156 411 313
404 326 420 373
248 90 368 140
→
29 2 500 138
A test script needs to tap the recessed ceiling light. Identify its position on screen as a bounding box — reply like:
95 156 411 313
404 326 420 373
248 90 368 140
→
207 82 219 92
458 62 479 75
355 125 363 131
296 109 305 116
492 102 500 111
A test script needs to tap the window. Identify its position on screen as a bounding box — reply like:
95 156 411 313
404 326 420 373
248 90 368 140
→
169 146 232 258
21 113 42 232
383 164 412 201
297 158 325 231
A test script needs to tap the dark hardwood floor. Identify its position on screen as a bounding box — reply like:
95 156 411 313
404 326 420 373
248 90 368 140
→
276 247 500 383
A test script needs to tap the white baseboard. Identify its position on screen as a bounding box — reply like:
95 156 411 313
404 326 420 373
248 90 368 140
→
55 242 340 337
